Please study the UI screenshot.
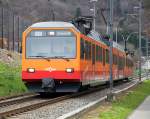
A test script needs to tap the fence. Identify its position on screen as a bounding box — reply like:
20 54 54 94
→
0 7 33 53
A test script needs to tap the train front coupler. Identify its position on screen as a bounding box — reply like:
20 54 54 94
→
41 78 55 92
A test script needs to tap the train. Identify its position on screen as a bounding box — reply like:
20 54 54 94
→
22 17 134 94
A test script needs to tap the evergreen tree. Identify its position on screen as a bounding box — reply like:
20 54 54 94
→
75 7 82 17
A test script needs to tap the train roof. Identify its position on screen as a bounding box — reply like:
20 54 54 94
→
31 21 77 29
88 31 125 53
30 21 126 54
113 42 125 53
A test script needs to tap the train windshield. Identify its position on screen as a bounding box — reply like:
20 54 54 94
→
26 30 76 59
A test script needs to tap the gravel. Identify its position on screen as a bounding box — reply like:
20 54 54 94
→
8 80 137 119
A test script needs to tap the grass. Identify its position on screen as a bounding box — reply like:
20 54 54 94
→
99 80 150 119
0 62 26 97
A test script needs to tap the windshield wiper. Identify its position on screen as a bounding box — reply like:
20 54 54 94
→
29 55 70 62
54 56 70 62
29 56 51 62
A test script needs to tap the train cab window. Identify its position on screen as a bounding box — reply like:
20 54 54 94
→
26 30 76 59
106 49 109 63
80 38 85 59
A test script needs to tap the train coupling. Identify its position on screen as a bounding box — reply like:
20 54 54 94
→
41 78 55 92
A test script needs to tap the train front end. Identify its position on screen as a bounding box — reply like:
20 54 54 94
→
22 22 81 93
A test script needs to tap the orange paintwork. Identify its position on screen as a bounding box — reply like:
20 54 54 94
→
22 25 133 86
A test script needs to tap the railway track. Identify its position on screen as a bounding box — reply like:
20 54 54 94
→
0 93 35 102
0 72 148 119
0 93 39 108
0 79 134 119
0 88 104 118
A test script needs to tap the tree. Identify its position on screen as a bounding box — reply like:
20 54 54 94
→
144 0 150 9
75 7 82 17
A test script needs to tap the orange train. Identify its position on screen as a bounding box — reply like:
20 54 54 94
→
22 21 134 93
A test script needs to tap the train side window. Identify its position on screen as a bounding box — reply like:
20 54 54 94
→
113 54 115 65
80 39 85 59
128 59 129 67
123 57 125 68
96 45 99 61
88 42 91 60
119 57 121 69
98 46 100 62
100 47 102 62
103 48 105 66
116 56 118 66
121 57 123 69
85 41 88 60
106 49 109 64
116 55 118 65
115 55 117 65
114 54 117 65
92 44 95 64
120 57 124 69
126 58 128 67
120 57 122 69
118 56 121 69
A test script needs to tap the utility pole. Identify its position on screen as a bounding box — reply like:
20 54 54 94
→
107 0 114 101
139 0 142 82
1 7 3 49
146 37 149 79
90 0 98 31
134 0 142 82
18 16 20 52
93 2 96 31
12 14 15 51
106 0 109 34
48 0 55 21
115 17 127 43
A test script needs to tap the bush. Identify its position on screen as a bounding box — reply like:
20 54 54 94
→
0 62 27 96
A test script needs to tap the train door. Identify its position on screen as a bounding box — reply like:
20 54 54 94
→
92 44 96 84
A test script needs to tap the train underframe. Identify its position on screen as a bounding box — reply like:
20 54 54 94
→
24 79 82 93
23 76 130 94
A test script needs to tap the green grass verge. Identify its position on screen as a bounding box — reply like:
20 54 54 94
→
0 62 27 96
99 80 150 119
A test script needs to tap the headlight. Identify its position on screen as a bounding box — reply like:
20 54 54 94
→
27 68 35 73
66 68 74 73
